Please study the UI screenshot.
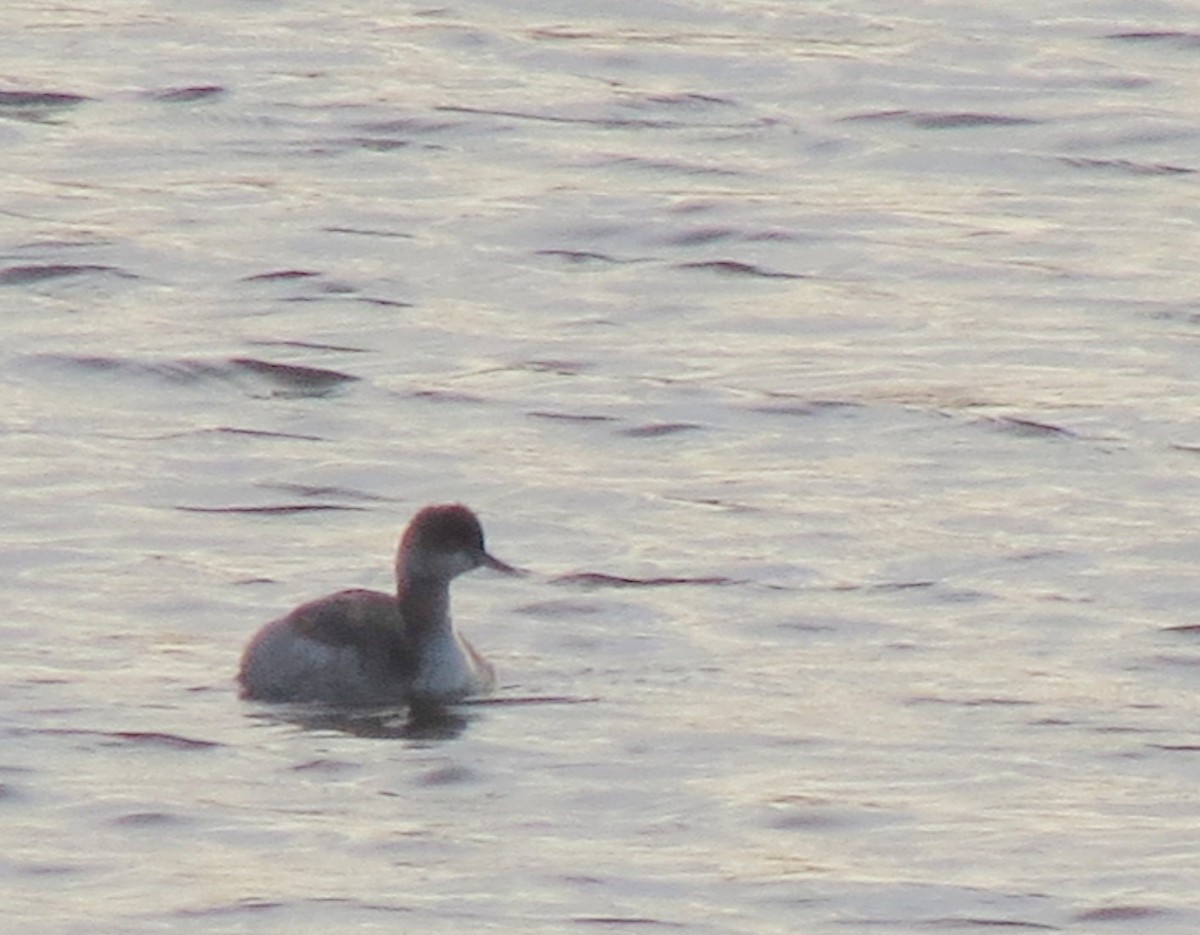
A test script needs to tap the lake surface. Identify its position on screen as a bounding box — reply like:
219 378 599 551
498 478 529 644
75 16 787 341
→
3 1 1200 932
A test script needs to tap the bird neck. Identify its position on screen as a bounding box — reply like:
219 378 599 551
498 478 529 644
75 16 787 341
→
397 574 453 640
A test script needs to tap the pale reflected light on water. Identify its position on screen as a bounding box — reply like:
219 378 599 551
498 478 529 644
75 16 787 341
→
3 1 1200 932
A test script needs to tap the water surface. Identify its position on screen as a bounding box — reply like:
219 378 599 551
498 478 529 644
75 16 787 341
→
4 2 1200 932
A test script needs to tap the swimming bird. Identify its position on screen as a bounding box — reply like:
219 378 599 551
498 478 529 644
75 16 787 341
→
238 503 516 706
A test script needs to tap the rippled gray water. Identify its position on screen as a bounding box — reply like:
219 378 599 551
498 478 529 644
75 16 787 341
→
4 2 1200 932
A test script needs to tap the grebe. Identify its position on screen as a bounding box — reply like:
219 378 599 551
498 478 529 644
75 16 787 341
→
238 503 515 706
